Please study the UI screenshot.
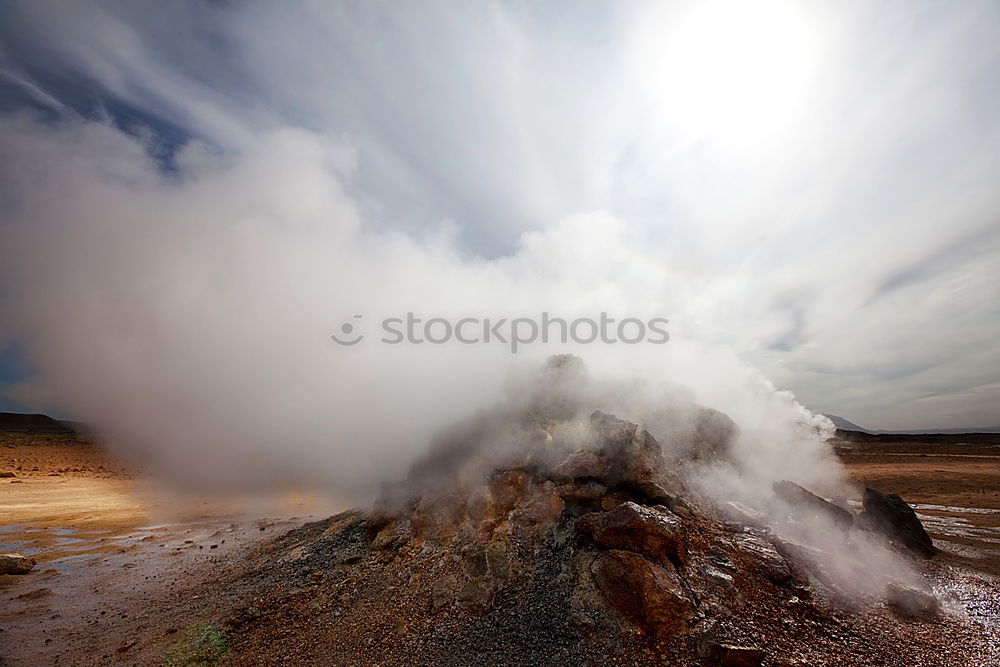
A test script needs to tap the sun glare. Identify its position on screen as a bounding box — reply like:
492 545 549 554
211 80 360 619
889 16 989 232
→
631 0 820 143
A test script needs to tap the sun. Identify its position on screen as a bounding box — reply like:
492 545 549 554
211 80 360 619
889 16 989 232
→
630 0 821 143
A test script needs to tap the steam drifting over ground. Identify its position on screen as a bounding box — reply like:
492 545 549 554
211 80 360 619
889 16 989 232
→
2 117 838 504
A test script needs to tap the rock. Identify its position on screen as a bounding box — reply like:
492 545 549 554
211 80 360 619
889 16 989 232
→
568 610 597 635
456 576 496 612
371 519 410 551
0 471 16 478
431 575 460 611
552 449 605 481
773 481 854 531
411 489 467 539
555 480 607 504
590 550 696 636
731 534 791 584
860 488 935 558
707 643 766 666
707 547 736 571
722 501 767 529
700 565 734 588
576 501 685 565
586 411 683 502
508 479 564 528
0 553 36 575
689 406 740 462
771 536 826 570
484 540 510 579
886 582 940 618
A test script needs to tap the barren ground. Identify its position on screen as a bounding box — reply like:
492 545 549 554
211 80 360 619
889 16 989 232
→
0 441 343 666
0 436 998 665
836 439 1000 577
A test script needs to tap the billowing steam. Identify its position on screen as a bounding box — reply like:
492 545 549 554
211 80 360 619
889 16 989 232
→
1 116 836 504
0 113 935 603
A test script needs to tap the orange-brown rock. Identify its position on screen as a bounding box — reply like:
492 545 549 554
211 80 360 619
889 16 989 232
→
576 501 686 565
590 549 696 636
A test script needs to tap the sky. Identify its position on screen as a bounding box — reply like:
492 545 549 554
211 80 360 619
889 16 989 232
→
1 0 999 439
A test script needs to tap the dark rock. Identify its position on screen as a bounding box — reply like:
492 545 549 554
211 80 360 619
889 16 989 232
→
431 575 459 611
886 582 940 618
707 643 766 666
0 471 16 478
0 553 36 575
484 540 510 579
773 481 854 531
860 488 936 558
456 576 496 612
590 550 696 636
576 501 686 565
707 547 736 571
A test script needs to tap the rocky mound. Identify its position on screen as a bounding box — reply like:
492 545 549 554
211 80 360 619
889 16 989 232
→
206 358 994 665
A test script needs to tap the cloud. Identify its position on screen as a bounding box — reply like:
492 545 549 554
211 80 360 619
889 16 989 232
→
0 0 999 457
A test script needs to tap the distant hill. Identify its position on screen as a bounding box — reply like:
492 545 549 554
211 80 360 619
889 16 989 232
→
822 412 1000 436
823 414 873 433
0 412 79 435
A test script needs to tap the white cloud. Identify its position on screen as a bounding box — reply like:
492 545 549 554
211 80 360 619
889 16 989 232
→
1 0 998 455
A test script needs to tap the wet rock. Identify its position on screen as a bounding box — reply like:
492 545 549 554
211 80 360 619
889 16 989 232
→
700 565 734 588
707 642 766 666
707 547 736 571
590 550 696 636
773 481 854 531
576 501 686 564
730 534 791 584
0 553 36 575
721 501 767 529
886 582 940 618
859 488 935 558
